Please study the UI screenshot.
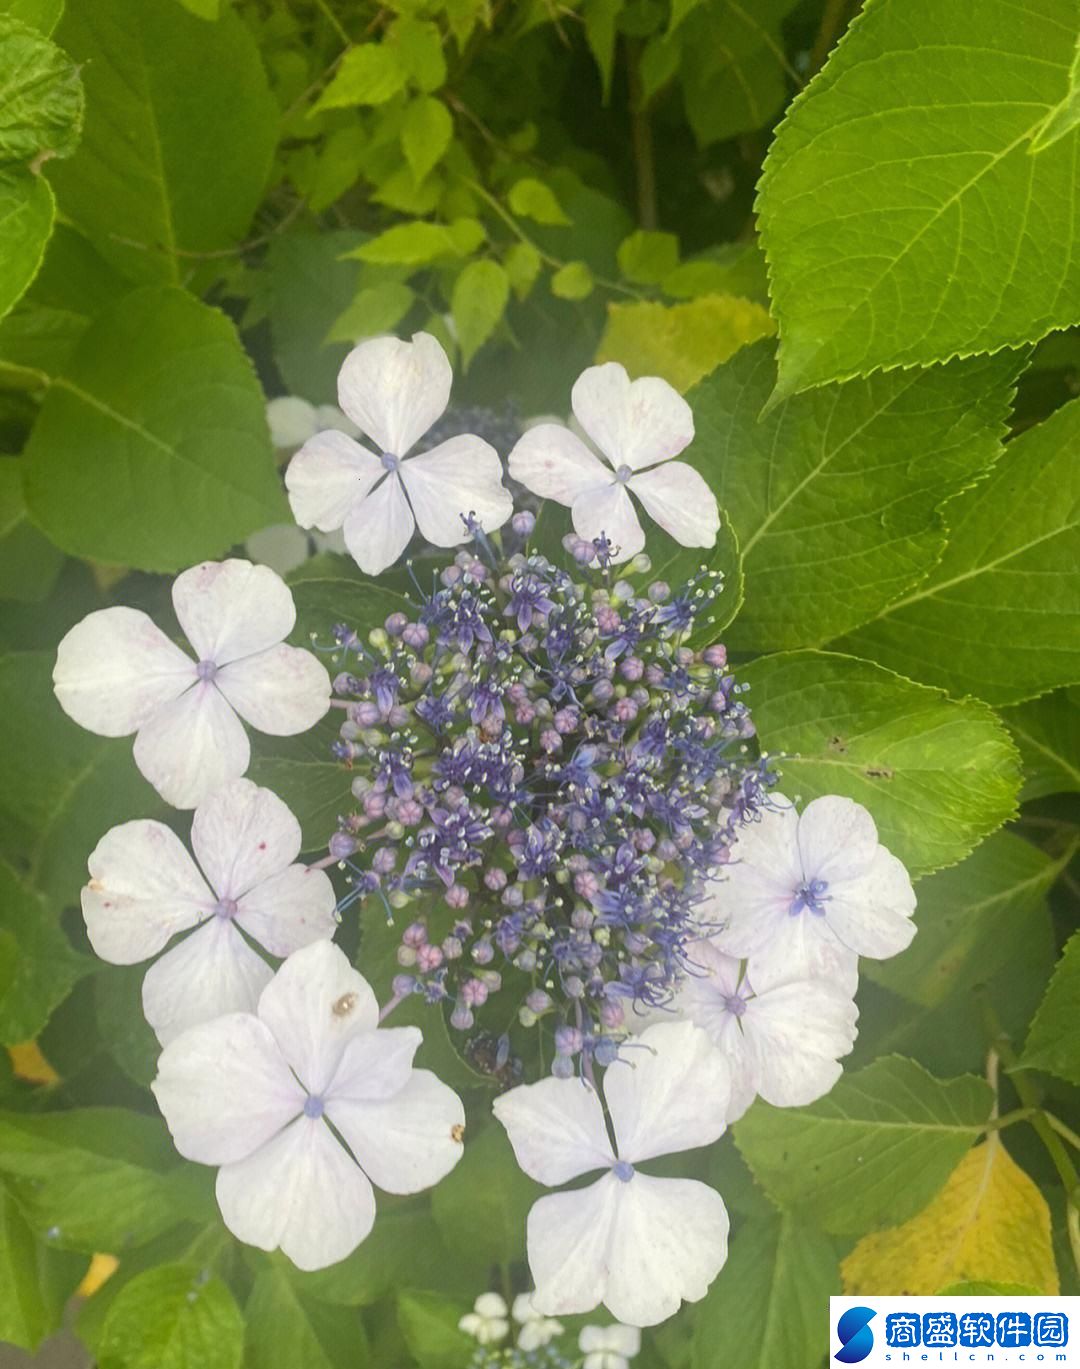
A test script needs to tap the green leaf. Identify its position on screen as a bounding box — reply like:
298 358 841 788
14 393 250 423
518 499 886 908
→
246 1266 368 1369
691 1212 838 1369
1001 688 1080 800
451 258 509 367
504 241 541 300
0 456 63 600
0 14 83 164
938 1280 1047 1296
22 286 285 572
313 44 406 111
327 282 414 346
248 755 346 857
1021 929 1080 1085
0 171 52 321
51 0 276 284
392 18 446 94
99 1263 244 1369
598 295 774 393
0 1109 205 1252
734 1056 994 1235
838 396 1080 707
431 1124 539 1267
740 650 1021 876
617 229 679 284
402 96 453 183
1030 30 1080 152
692 340 1020 651
0 858 90 1044
352 219 481 266
758 0 1080 396
550 260 593 300
0 1187 52 1349
863 831 1067 1009
0 0 64 36
267 231 364 404
663 242 768 303
397 1290 474 1369
174 0 219 17
508 177 571 226
583 0 621 102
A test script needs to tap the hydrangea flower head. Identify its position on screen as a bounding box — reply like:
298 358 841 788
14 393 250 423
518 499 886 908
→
285 332 513 575
53 559 331 808
508 362 718 562
493 1020 731 1326
707 794 916 990
82 778 338 1044
152 939 465 1271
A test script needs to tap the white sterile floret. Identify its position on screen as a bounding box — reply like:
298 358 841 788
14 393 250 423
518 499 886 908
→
579 1322 642 1369
53 559 331 809
285 332 513 576
705 794 916 992
493 1020 730 1327
81 778 338 1045
507 361 718 562
512 1292 564 1350
152 940 465 1271
666 938 859 1121
266 396 359 449
459 1292 511 1345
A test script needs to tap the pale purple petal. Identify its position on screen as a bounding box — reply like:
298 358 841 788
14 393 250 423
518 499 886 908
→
342 471 415 576
285 430 383 531
797 796 880 886
132 682 250 809
325 1026 422 1103
142 916 274 1045
493 1076 614 1185
527 1177 620 1318
337 332 451 456
399 435 513 547
507 425 611 504
171 559 296 666
190 778 300 901
215 644 331 737
571 363 694 472
235 865 338 957
746 979 858 1109
570 482 645 563
628 462 719 548
825 846 916 960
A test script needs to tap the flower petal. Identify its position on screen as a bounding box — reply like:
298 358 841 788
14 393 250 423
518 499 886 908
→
342 472 416 576
493 1076 614 1185
142 917 275 1046
400 435 513 546
257 940 379 1096
190 778 300 901
737 912 858 995
172 560 296 666
325 1025 422 1103
570 482 645 563
53 607 195 738
507 425 611 504
337 332 451 456
527 1176 620 1318
746 979 858 1109
285 430 383 532
328 1068 465 1194
571 363 694 472
215 645 331 737
628 462 719 548
152 1012 304 1164
603 1020 728 1166
82 820 211 964
216 1116 376 1271
603 1174 728 1327
796 796 880 886
825 846 917 960
236 865 338 957
132 682 250 809
267 396 318 449
579 1325 641 1356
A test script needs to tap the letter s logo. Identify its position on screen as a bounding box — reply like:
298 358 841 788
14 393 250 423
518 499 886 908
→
835 1306 876 1363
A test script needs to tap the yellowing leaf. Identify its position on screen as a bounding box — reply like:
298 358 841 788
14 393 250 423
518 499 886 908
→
7 1040 58 1084
78 1252 119 1297
597 294 773 392
841 1140 1058 1296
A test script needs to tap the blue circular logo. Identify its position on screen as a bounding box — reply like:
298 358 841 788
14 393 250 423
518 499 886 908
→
835 1306 876 1363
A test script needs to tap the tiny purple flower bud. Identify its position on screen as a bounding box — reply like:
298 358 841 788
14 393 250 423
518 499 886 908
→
596 605 621 632
446 883 470 909
471 937 495 965
372 846 397 874
512 510 536 536
450 1003 474 1031
611 697 638 724
619 656 644 681
553 707 579 734
648 580 671 602
592 679 614 704
396 798 424 825
554 1025 584 1056
402 921 428 948
396 945 417 967
402 622 430 649
484 867 508 891
593 1037 620 1066
574 870 599 899
417 943 444 972
441 564 462 586
442 935 463 960
515 703 536 725
392 974 416 997
384 612 408 637
461 977 488 1007
363 791 386 818
540 728 562 754
352 701 381 727
328 832 356 860
552 1054 574 1078
563 975 584 999
600 998 624 1028
526 989 552 1014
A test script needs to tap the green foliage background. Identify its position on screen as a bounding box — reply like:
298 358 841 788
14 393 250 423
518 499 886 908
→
0 0 1079 1364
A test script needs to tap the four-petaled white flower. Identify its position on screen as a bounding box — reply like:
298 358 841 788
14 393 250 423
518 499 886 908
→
53 559 331 809
285 332 513 576
580 1322 642 1369
82 778 338 1045
512 1292 564 1351
459 1292 511 1346
152 939 465 1271
706 795 916 991
493 1020 730 1327
664 938 859 1121
507 361 718 562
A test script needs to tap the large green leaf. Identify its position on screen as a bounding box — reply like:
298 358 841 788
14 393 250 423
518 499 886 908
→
691 1213 838 1369
22 286 285 571
692 340 1019 650
98 1263 244 1369
0 456 62 601
734 1056 994 1234
863 831 1066 1008
246 1267 369 1369
266 232 364 404
1021 929 1080 1085
838 396 1080 706
1001 688 1080 800
431 1123 538 1267
741 650 1021 876
50 0 275 283
0 1187 52 1349
397 1290 474 1369
0 172 53 321
759 0 1080 396
0 858 90 1044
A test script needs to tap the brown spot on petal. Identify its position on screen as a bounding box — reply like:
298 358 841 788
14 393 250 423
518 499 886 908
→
88 879 104 892
332 992 358 1017
451 1124 465 1143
